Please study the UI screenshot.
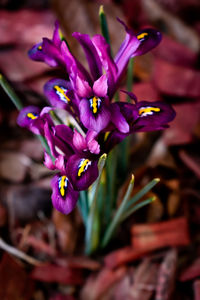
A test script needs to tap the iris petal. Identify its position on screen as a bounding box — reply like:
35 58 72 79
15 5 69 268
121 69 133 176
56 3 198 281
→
51 174 79 214
67 155 98 191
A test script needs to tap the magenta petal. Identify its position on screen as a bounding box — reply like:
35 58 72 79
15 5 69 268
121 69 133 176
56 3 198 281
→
72 32 102 80
79 99 111 132
44 152 55 170
67 155 98 191
93 74 108 98
51 174 79 214
86 130 100 154
76 76 93 98
115 19 140 83
92 34 117 98
52 20 62 48
73 130 87 152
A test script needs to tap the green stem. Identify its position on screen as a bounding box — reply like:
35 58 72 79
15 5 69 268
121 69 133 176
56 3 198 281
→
85 154 107 255
0 74 23 110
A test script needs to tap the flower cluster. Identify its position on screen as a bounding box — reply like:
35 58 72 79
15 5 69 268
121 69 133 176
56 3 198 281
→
17 20 175 215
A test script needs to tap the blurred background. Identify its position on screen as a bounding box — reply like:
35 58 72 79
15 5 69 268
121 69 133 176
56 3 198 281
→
0 0 200 299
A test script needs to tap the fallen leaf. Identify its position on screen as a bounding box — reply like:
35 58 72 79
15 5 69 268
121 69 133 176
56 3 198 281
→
155 249 177 300
131 217 190 251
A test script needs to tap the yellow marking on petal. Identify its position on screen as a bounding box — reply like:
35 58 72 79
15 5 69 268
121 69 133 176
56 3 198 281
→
104 131 110 141
139 107 160 116
78 159 91 177
137 32 148 40
54 85 70 102
92 96 98 114
27 112 38 120
38 45 42 50
59 175 67 197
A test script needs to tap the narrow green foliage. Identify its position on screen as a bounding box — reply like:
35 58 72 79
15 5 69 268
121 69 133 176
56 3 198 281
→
101 174 135 248
124 178 160 211
99 5 111 45
121 196 156 221
0 74 23 110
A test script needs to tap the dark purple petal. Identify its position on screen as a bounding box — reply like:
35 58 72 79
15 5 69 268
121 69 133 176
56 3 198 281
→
92 35 117 98
93 74 108 98
28 38 64 67
110 103 130 133
135 28 162 56
111 102 139 124
133 101 176 132
54 125 75 156
72 32 102 80
120 90 138 103
44 78 75 110
79 98 111 132
67 155 98 191
104 130 128 153
76 75 92 98
51 174 79 214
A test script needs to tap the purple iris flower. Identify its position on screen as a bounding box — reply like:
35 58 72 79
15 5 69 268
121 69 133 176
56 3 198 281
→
43 123 100 214
17 106 53 135
28 21 65 67
18 18 176 215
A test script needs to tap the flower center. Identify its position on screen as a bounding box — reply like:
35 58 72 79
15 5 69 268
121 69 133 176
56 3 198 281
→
89 96 102 115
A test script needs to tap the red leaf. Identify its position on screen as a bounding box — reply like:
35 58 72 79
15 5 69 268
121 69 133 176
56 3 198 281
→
131 217 190 251
155 249 177 300
104 246 147 269
194 280 200 300
179 258 200 281
30 263 84 285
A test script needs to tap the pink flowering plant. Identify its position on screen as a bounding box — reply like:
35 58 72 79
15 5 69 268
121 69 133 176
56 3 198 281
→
0 7 175 255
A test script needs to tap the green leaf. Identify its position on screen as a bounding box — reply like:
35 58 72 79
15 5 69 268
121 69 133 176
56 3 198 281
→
124 178 160 212
101 174 135 248
0 73 23 110
121 196 156 221
99 5 111 46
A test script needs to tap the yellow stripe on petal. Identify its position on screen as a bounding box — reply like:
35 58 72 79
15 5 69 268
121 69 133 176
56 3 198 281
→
137 32 148 40
27 113 38 120
78 159 91 177
139 106 160 117
59 175 68 197
54 85 70 103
